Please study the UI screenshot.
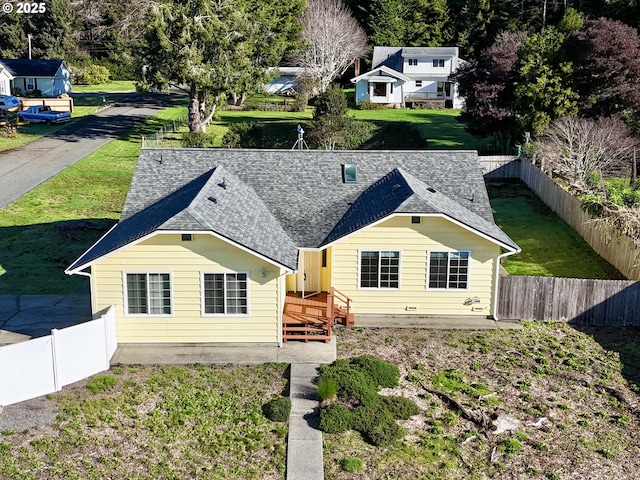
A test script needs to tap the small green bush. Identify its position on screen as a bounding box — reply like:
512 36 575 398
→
364 417 406 446
86 374 116 394
318 403 354 434
356 101 389 110
322 366 378 406
221 122 265 148
350 355 400 388
181 131 215 148
262 397 291 422
75 64 111 85
380 395 421 419
340 457 365 472
317 376 338 402
499 438 523 454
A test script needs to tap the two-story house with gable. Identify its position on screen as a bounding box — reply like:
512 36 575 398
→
351 47 465 109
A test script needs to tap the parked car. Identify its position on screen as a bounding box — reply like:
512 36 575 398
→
0 94 21 112
18 105 71 124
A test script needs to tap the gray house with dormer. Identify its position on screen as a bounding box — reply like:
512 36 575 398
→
351 47 466 109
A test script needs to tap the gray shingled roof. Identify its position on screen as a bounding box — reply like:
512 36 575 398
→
67 149 519 273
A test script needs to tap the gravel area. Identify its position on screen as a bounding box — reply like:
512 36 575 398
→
0 396 59 432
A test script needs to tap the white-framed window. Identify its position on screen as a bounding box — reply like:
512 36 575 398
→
26 78 35 91
432 59 445 68
415 80 423 87
125 272 172 315
408 58 418 66
359 251 400 289
428 251 470 289
202 272 249 315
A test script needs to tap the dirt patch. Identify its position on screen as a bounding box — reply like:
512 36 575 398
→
323 323 640 479
0 396 59 432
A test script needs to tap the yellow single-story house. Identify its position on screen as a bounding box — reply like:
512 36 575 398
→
66 149 520 345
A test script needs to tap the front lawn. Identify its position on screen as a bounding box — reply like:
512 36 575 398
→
0 363 289 480
71 80 137 93
0 104 189 294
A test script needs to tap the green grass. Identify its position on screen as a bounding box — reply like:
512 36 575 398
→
0 103 189 294
350 107 491 151
71 80 137 93
0 106 105 152
0 363 289 480
487 180 623 279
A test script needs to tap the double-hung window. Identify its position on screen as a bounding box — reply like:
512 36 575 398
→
360 251 400 289
408 58 418 66
126 273 172 315
202 272 248 315
432 59 445 68
428 251 470 289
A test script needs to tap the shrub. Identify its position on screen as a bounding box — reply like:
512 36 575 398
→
317 376 338 402
356 101 389 110
181 132 215 148
379 395 421 419
318 403 354 434
221 122 265 148
364 417 406 446
499 438 523 454
75 64 111 85
321 366 378 406
262 397 291 422
86 374 116 394
350 355 400 388
340 457 365 472
292 91 309 112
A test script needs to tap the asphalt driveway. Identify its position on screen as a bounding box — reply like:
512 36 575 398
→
0 92 183 208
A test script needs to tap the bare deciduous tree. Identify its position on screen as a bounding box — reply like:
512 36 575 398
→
539 116 637 191
291 0 369 94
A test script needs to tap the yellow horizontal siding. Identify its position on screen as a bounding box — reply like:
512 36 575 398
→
92 234 280 343
331 216 500 316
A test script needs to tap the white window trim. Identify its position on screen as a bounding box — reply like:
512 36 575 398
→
426 250 471 291
357 250 402 290
123 271 174 317
200 271 251 317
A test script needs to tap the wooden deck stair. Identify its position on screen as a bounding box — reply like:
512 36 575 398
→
283 288 353 342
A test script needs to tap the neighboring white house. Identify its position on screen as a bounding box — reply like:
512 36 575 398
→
351 47 465 109
0 61 14 96
0 59 72 97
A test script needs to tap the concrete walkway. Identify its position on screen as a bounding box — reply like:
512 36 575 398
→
112 337 336 365
355 314 522 329
287 364 324 480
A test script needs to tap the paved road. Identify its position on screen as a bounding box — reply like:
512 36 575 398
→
0 93 183 208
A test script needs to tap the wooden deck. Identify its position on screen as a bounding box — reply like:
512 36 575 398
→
283 289 354 342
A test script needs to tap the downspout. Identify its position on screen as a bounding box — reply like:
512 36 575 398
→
68 268 96 318
492 250 519 321
277 269 285 348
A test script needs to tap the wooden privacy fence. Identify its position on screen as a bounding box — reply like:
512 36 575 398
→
498 276 640 325
0 306 117 407
479 156 640 280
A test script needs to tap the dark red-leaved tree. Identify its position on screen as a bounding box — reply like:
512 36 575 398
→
567 18 640 117
452 30 527 151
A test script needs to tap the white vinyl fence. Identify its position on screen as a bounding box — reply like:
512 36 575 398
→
0 306 117 407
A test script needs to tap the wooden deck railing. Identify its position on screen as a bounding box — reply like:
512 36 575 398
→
329 288 354 326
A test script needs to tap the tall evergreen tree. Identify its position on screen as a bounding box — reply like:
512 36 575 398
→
140 0 304 132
